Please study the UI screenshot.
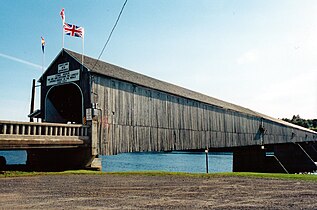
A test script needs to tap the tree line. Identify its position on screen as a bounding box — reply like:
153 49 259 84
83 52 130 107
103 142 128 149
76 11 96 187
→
282 115 317 132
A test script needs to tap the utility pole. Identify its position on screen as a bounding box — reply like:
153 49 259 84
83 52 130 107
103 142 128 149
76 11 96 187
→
29 79 36 122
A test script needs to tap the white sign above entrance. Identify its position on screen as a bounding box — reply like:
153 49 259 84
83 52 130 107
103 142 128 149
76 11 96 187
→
47 69 80 86
58 62 69 73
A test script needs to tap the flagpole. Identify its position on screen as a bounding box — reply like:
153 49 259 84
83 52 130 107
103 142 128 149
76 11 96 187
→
61 8 65 49
42 50 45 74
82 29 84 65
62 24 64 49
62 19 65 49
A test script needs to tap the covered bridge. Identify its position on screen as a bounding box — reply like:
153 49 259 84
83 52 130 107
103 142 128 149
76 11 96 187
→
38 49 317 173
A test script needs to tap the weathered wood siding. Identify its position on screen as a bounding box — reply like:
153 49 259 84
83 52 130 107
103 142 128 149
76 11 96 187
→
92 76 317 155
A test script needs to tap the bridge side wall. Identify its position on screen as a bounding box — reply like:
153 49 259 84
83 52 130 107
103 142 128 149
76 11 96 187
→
92 75 316 155
263 120 315 144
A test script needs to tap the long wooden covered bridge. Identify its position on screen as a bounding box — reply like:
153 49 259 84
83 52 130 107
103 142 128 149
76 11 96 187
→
1 49 316 173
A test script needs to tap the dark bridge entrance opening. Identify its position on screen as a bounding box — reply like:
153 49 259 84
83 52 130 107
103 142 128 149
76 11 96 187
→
45 83 83 124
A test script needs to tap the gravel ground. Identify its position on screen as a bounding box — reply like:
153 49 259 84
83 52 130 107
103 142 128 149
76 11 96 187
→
0 174 317 209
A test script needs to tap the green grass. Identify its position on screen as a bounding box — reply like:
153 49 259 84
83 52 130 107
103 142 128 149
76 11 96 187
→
104 171 317 181
214 172 317 181
0 170 103 178
1 170 317 181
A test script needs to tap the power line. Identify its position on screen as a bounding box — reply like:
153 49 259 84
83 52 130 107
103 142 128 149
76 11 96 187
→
92 0 128 70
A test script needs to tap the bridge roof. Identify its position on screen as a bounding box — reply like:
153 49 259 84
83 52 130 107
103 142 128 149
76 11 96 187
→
63 49 316 134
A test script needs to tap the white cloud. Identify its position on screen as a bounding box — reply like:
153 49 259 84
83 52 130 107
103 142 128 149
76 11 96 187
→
236 49 259 65
0 52 42 70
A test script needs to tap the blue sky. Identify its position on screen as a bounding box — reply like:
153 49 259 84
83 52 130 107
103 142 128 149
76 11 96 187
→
0 0 316 121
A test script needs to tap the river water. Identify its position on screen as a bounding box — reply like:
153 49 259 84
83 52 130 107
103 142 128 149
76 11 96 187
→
0 151 233 173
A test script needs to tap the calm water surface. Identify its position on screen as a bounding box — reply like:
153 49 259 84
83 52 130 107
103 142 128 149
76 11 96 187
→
0 151 27 164
0 151 233 173
103 151 232 173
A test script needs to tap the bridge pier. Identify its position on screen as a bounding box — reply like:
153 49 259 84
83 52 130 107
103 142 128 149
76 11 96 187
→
296 142 317 162
25 121 102 171
26 148 97 171
233 146 286 173
233 143 317 174
273 143 317 173
0 156 6 170
0 120 101 171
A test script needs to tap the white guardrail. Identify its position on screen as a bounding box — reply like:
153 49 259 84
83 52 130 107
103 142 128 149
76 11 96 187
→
0 121 89 137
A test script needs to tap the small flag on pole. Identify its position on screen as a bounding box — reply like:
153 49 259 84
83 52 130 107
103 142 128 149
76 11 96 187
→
41 37 45 53
64 23 84 38
60 8 65 23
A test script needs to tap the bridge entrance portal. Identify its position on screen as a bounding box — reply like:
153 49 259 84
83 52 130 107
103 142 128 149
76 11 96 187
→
45 83 83 124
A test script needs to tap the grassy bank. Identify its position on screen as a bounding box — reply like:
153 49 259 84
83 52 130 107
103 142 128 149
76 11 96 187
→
1 170 317 181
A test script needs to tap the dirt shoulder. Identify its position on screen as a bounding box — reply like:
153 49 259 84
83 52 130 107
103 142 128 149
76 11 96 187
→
0 174 316 209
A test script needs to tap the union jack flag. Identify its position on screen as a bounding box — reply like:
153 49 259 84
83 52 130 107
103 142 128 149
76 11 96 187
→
64 23 84 38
